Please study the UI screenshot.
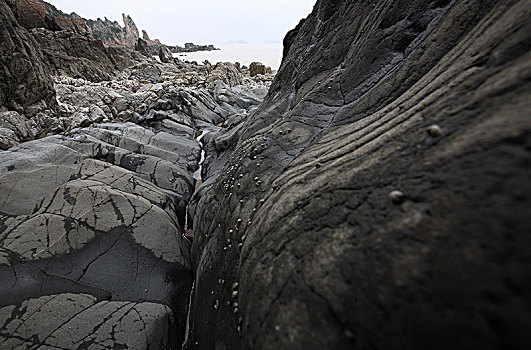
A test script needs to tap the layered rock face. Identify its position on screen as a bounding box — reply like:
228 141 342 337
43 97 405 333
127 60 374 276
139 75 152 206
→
185 0 531 349
31 27 137 82
0 0 55 114
13 0 45 28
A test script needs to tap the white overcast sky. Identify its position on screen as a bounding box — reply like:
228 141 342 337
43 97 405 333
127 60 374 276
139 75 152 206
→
49 0 316 46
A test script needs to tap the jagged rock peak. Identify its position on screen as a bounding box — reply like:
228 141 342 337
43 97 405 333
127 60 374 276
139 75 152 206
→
142 29 151 41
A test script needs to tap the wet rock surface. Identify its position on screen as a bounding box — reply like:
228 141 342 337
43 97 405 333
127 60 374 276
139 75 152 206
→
2 0 529 349
185 0 531 349
0 119 196 347
0 24 269 347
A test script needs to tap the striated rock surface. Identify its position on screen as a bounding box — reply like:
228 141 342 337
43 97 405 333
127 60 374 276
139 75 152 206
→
0 0 56 114
185 0 531 349
31 27 138 82
13 0 46 29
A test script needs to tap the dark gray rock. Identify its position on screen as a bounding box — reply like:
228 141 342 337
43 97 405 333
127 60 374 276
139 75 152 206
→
249 62 266 77
185 0 531 349
0 293 178 348
135 37 150 57
0 0 56 114
159 45 173 63
129 62 161 82
0 118 199 347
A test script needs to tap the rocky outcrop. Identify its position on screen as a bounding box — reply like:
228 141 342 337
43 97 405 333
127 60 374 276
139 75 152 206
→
185 0 531 349
122 13 139 47
206 62 244 87
86 14 139 48
49 16 88 34
1 0 139 122
181 43 218 52
135 37 150 57
0 0 56 114
0 121 196 348
31 27 137 82
159 45 173 63
13 0 46 28
142 29 151 41
0 58 269 347
249 62 273 77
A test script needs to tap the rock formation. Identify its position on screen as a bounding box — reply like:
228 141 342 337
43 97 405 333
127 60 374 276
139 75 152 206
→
32 27 137 82
0 9 272 343
1 0 530 349
142 29 151 41
135 37 150 57
122 13 139 47
48 15 88 33
0 0 56 114
85 14 139 48
249 62 273 77
13 0 45 28
159 45 173 63
183 0 531 349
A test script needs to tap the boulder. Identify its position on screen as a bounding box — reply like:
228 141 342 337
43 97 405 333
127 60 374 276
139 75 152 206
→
0 111 34 143
129 63 161 82
207 62 243 87
249 61 266 77
0 128 19 150
159 45 173 63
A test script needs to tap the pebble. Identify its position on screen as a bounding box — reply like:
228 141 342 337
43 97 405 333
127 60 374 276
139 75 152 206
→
390 190 405 204
427 124 442 137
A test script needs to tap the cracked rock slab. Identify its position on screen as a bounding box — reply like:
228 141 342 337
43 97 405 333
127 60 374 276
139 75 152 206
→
0 293 177 349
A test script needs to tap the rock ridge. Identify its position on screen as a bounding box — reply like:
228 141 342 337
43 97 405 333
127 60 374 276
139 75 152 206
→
184 0 531 349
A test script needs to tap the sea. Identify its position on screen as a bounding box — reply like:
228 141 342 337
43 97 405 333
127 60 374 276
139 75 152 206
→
172 43 283 70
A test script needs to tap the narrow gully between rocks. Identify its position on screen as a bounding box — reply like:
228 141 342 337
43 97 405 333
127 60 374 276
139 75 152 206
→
185 129 210 239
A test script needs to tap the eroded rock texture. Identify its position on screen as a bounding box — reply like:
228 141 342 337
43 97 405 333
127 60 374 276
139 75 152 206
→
186 0 531 349
31 28 137 82
0 61 268 347
0 0 55 114
0 121 196 348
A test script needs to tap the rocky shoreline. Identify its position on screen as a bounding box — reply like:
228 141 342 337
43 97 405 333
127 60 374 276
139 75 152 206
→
2 0 531 349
